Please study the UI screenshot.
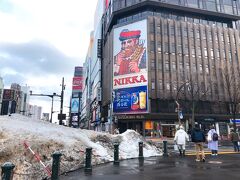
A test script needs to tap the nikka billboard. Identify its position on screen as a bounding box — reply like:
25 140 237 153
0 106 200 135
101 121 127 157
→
113 20 148 114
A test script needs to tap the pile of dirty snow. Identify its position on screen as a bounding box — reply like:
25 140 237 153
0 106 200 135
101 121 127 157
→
0 114 161 179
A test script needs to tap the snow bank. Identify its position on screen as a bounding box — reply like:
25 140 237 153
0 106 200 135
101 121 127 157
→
0 114 161 179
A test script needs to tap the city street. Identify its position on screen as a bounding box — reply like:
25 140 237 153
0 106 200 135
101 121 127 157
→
60 152 240 180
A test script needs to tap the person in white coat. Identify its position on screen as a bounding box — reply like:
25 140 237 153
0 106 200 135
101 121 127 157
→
174 125 189 156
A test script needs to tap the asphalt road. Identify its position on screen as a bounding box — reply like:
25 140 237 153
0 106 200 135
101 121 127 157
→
60 153 240 180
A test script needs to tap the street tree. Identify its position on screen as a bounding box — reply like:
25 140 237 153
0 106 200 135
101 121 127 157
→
177 75 209 129
221 64 240 132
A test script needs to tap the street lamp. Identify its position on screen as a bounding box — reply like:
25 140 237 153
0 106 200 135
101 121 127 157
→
29 91 61 123
175 82 189 125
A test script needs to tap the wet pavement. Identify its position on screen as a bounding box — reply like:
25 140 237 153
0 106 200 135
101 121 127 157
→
60 152 240 180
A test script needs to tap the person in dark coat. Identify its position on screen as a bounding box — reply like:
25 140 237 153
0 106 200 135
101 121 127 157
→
229 129 240 152
191 124 206 162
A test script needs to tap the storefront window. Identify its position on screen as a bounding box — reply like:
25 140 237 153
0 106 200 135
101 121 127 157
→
219 122 228 137
144 121 176 138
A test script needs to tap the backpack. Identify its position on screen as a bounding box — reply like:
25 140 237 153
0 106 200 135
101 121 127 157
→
212 133 218 141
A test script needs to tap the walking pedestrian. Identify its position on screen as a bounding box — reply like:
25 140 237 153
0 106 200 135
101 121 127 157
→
207 125 219 156
229 129 240 152
191 124 206 162
187 126 192 142
174 125 189 157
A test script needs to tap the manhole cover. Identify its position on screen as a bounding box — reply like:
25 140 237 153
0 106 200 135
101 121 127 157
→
208 161 223 164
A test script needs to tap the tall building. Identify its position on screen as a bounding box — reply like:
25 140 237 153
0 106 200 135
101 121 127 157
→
100 0 240 136
0 77 4 113
20 85 30 115
81 0 105 131
1 85 21 115
70 66 83 128
28 105 42 120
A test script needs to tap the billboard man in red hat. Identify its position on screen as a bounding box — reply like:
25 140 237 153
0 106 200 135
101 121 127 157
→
114 29 146 76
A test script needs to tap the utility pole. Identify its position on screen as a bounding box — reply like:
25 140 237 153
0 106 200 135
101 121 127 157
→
59 77 65 125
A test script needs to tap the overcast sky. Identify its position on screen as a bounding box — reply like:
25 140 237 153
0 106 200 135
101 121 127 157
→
0 0 98 120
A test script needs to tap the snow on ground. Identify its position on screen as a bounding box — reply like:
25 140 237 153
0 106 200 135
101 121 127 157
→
0 114 162 179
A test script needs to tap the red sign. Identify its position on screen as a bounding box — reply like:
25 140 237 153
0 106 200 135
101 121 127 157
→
105 0 109 10
72 77 83 91
114 75 147 87
3 89 15 100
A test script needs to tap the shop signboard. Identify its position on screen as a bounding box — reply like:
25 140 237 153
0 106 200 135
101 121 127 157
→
230 119 240 123
113 86 147 114
71 98 79 113
72 77 83 91
113 19 148 114
3 89 15 101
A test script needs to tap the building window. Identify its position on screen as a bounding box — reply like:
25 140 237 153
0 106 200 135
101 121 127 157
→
204 47 208 57
168 0 180 5
229 51 232 62
206 0 217 11
214 32 218 42
196 29 200 39
199 63 203 73
191 48 196 57
223 1 233 14
173 81 177 91
164 25 168 35
165 59 170 71
179 60 183 71
205 64 209 74
170 25 175 36
217 50 220 59
150 42 155 53
202 31 206 40
177 44 182 55
177 26 181 36
151 60 155 69
183 27 188 37
210 49 214 59
172 60 177 71
151 81 155 90
159 80 163 90
223 50 226 60
184 44 189 55
170 43 176 54
164 42 169 53
197 46 201 57
187 0 199 8
166 82 170 91
189 28 194 38
186 61 190 71
192 61 197 72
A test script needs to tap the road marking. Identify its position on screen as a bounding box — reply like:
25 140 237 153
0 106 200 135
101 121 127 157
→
185 152 240 156
208 161 223 164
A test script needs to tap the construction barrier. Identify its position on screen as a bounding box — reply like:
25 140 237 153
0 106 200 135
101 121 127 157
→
23 141 52 177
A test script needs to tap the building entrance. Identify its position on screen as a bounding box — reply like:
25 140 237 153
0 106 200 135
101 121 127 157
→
118 121 143 135
161 124 176 138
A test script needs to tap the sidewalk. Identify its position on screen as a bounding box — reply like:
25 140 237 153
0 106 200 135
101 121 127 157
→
60 153 240 180
146 137 234 148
